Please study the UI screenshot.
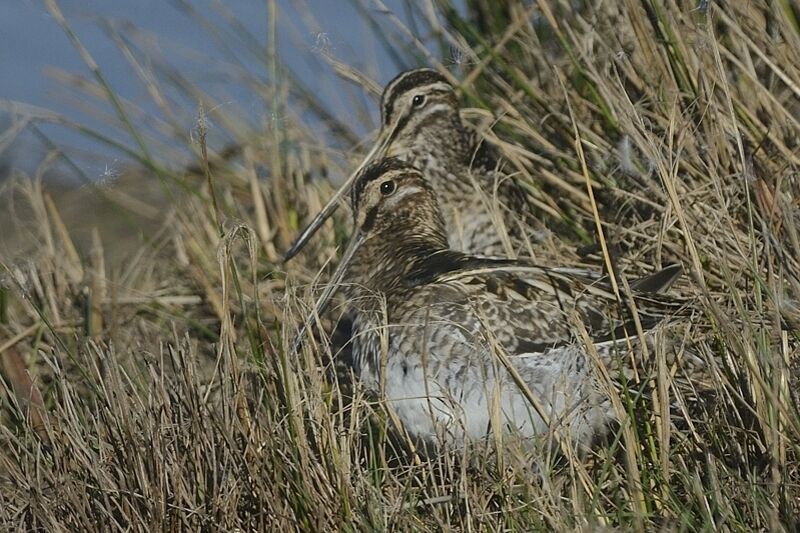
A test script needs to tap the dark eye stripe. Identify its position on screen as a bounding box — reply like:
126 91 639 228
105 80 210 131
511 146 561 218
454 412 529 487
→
361 206 379 232
386 112 411 146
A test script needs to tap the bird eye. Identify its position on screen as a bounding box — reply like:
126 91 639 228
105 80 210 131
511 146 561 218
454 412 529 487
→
380 180 396 196
411 94 426 107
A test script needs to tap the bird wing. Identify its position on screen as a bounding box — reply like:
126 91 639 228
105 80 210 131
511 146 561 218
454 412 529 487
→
404 254 691 357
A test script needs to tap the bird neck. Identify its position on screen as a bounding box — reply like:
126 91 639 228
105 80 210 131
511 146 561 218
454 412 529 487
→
395 113 474 167
346 212 449 299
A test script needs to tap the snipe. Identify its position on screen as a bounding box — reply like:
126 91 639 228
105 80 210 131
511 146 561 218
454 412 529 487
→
285 68 538 261
306 158 694 453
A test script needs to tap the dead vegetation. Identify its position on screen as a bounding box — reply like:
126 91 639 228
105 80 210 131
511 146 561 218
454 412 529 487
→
1 0 799 530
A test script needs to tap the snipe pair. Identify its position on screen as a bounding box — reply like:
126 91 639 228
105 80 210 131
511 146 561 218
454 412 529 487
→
291 70 693 452
285 68 534 259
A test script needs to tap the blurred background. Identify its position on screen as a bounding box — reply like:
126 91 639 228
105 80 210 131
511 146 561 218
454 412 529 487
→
0 0 473 263
0 0 460 182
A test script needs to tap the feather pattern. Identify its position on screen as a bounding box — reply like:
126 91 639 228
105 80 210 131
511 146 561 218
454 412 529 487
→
320 159 696 453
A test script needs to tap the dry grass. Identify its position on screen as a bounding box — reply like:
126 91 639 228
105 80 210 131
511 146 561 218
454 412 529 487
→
1 0 799 530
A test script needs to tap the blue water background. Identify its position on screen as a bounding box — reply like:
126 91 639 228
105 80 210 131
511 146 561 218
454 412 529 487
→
0 0 465 181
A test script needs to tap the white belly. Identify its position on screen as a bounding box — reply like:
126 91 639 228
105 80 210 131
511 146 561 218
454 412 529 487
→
365 345 614 452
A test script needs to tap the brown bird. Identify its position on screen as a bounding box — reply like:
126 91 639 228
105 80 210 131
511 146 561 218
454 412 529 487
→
285 68 539 261
304 158 694 453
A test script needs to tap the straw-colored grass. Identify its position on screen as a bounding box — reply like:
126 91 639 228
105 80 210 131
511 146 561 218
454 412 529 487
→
1 0 799 530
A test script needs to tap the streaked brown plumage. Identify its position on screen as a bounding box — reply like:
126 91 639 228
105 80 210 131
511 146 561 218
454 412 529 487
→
306 158 696 453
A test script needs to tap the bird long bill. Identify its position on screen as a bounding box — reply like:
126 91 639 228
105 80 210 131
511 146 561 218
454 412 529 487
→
283 127 394 262
290 231 366 355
